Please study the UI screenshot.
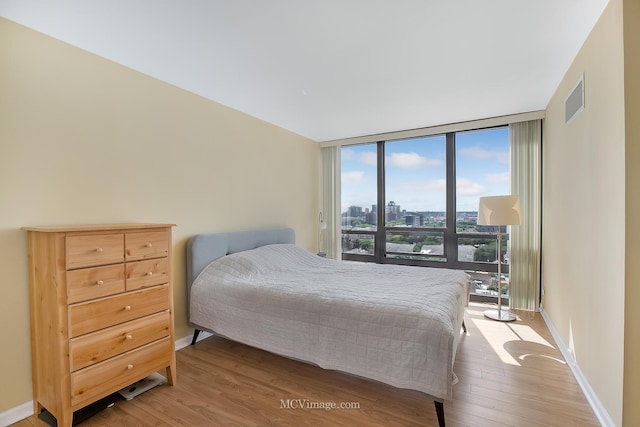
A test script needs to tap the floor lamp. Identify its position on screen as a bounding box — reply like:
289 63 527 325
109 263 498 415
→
477 195 522 322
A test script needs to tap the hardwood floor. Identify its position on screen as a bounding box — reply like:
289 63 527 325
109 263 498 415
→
13 303 600 426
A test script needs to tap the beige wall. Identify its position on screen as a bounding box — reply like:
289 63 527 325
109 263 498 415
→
0 18 319 412
542 0 628 425
623 0 640 424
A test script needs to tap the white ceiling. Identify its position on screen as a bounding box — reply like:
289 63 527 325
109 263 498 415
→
0 1 609 142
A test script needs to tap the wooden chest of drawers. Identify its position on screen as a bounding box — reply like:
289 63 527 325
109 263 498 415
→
22 224 176 427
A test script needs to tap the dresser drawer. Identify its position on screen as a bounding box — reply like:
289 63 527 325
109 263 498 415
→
126 258 169 291
125 230 169 261
69 285 170 337
69 311 171 371
67 234 124 269
67 264 126 304
71 337 172 408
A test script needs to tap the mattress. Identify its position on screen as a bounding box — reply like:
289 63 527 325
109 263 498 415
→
190 243 469 400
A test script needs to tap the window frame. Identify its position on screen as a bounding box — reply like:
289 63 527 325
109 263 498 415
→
341 127 509 278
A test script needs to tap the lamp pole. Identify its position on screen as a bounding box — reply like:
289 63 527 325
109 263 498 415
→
477 195 520 322
484 225 516 321
496 227 503 319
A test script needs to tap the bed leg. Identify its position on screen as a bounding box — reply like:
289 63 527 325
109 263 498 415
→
462 320 467 333
434 400 445 427
191 329 201 345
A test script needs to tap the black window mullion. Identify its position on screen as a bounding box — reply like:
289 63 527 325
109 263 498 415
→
444 133 457 268
375 141 385 263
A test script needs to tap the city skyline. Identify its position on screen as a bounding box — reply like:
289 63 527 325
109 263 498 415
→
342 127 510 213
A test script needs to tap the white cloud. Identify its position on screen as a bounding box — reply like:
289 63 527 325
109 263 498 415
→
460 146 491 159
428 179 447 191
460 146 509 164
341 171 366 186
398 178 487 196
498 153 509 164
456 178 486 195
360 151 377 166
385 179 446 211
341 148 355 160
386 152 442 169
396 179 445 193
485 172 510 183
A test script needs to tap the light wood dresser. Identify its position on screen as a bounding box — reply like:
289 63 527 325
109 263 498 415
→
22 223 177 427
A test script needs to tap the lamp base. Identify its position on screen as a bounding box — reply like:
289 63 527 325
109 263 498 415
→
484 309 517 322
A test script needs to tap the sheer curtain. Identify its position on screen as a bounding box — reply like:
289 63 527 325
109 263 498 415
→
509 120 542 311
320 146 340 259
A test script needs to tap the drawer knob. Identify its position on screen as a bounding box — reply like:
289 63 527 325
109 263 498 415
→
124 305 132 311
96 247 103 253
127 364 134 370
96 280 104 286
146 271 153 276
145 243 153 248
125 334 133 340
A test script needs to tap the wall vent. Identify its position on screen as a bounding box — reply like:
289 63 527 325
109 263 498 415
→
565 74 585 124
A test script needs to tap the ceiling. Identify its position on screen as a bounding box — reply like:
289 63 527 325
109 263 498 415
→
0 1 609 142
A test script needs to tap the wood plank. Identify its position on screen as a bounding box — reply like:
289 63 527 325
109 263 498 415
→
13 303 599 426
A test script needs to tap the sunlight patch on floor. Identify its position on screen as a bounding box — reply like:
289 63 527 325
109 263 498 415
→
472 316 522 366
508 322 554 348
471 311 556 367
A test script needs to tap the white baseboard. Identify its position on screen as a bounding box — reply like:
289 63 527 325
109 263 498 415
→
539 308 614 427
175 330 214 351
0 330 214 426
0 401 33 427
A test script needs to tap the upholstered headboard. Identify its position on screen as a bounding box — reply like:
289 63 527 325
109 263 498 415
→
186 226 295 293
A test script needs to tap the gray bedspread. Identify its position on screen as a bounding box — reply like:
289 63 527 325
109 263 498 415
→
190 243 468 400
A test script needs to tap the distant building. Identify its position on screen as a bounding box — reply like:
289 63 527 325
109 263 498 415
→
405 214 425 226
365 211 377 225
386 201 401 221
348 206 363 218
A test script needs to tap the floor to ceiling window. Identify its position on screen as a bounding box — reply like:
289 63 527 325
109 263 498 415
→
384 134 447 262
341 143 378 258
340 126 511 298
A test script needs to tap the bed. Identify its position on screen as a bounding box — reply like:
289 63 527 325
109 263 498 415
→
186 227 469 426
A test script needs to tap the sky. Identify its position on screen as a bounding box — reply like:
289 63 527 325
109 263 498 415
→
341 127 510 213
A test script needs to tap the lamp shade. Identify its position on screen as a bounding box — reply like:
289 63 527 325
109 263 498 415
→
477 195 522 226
